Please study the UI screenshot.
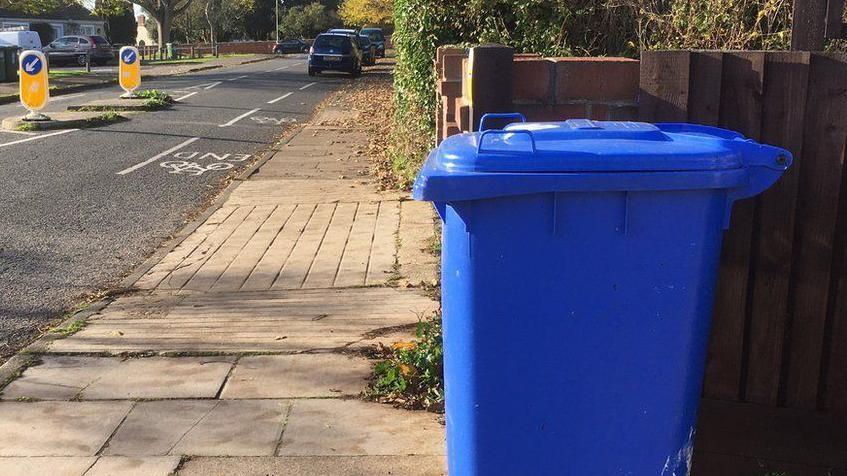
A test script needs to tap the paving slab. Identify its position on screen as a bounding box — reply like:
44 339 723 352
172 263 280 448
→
178 455 447 476
49 288 436 354
137 201 399 292
1 356 234 401
224 179 402 206
398 201 440 287
84 456 181 476
278 399 445 456
0 457 96 476
220 354 371 398
106 400 289 456
0 402 132 456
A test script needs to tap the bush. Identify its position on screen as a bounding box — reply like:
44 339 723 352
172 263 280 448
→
278 2 339 39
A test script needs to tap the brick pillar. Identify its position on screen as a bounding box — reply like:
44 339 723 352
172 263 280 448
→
466 44 514 131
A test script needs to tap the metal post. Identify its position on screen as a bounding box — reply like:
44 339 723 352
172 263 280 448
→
85 51 91 72
275 0 279 43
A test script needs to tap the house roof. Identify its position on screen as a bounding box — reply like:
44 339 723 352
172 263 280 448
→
0 4 100 22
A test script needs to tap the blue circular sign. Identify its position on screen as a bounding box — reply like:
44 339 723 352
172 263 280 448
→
121 50 137 65
21 54 42 75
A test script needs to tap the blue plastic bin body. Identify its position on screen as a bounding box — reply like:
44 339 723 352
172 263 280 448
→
412 118 791 476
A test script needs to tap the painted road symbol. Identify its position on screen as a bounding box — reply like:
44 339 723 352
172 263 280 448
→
119 46 141 93
161 161 233 176
172 152 252 162
19 50 49 111
251 116 297 125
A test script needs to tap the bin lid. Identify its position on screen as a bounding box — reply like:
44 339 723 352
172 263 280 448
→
435 120 748 173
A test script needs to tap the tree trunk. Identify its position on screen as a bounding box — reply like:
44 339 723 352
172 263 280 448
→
157 10 172 46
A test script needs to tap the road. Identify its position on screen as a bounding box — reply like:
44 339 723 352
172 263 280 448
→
0 54 349 358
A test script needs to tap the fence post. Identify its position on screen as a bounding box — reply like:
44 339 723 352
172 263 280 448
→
465 44 515 131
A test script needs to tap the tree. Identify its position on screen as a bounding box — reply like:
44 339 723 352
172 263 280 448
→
278 2 338 39
29 21 55 44
100 1 137 44
338 0 391 28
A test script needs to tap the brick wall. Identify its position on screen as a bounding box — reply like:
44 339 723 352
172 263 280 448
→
435 46 640 143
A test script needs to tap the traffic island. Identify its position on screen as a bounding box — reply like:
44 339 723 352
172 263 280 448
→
1 111 128 131
67 98 152 112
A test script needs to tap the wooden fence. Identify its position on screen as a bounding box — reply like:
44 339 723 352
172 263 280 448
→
640 51 847 414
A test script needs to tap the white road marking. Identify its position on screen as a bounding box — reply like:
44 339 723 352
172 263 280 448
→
17 92 87 108
267 92 293 104
0 129 77 148
174 91 198 102
116 137 200 175
187 82 218 90
227 75 249 81
273 66 289 71
299 82 316 90
204 81 222 90
291 62 303 66
218 108 261 128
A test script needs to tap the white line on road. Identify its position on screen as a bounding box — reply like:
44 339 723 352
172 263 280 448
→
0 129 77 148
291 62 303 66
299 82 316 90
116 137 200 175
227 75 249 81
174 91 198 102
267 92 293 104
218 108 261 128
204 81 222 90
0 129 38 136
273 66 289 71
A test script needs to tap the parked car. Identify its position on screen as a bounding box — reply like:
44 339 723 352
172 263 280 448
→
42 35 116 66
0 30 42 51
360 28 385 57
357 35 376 66
273 39 309 54
308 33 362 77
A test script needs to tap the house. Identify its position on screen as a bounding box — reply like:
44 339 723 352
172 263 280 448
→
136 15 155 46
0 5 106 44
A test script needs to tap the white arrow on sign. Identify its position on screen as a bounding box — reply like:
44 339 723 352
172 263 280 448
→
24 58 39 73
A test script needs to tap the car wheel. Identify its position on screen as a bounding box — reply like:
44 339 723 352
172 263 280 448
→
351 66 361 78
308 67 316 77
76 54 87 66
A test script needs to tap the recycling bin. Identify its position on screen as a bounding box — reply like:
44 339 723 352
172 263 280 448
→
0 46 17 82
413 115 792 476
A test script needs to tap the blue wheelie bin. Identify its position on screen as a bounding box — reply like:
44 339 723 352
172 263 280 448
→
412 115 792 476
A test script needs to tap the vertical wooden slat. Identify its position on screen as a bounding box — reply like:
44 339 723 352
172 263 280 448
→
784 52 847 409
703 52 766 400
687 52 723 125
744 52 811 405
638 51 690 122
825 182 847 414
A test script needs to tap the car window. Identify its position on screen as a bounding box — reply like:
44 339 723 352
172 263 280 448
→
313 35 352 53
78 38 90 45
92 36 110 46
52 37 73 47
362 29 383 41
358 36 371 46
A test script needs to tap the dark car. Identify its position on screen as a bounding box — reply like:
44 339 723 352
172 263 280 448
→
360 28 385 57
357 35 376 66
308 33 362 77
273 39 309 54
42 35 116 66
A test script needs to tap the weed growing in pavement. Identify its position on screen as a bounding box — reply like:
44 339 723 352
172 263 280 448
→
135 89 174 110
49 318 86 336
367 312 444 412
83 112 125 127
15 122 40 132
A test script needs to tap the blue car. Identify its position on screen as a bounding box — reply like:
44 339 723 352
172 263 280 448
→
308 33 362 77
360 28 385 58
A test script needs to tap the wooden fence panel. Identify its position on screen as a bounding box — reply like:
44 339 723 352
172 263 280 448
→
784 53 847 409
744 52 810 405
639 51 847 412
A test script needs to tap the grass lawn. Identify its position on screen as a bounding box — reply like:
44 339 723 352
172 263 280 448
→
48 70 89 78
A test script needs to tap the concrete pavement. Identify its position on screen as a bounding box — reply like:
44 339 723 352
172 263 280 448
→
0 102 445 475
0 54 349 364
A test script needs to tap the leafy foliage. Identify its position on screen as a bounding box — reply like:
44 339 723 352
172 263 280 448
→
278 2 339 39
338 0 392 28
368 314 444 412
135 89 174 109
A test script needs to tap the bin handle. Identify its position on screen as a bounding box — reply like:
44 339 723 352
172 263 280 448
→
479 113 527 132
477 129 537 156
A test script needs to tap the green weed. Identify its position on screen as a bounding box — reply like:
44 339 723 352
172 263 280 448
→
367 313 444 412
134 89 174 110
49 319 86 336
